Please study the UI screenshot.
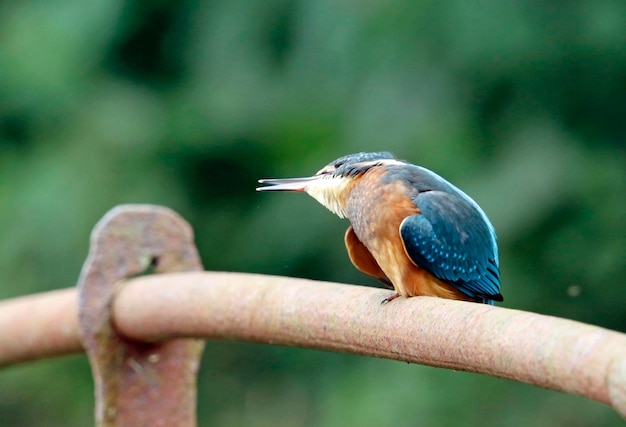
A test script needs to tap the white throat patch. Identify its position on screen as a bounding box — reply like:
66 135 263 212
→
305 175 350 218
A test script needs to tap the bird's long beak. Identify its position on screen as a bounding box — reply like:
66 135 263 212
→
256 176 320 192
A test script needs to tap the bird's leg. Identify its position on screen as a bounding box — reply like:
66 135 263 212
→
381 293 401 304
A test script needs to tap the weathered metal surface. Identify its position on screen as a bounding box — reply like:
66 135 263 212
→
77 205 204 427
0 288 80 366
1 269 625 418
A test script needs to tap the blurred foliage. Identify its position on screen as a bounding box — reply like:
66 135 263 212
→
1 0 625 426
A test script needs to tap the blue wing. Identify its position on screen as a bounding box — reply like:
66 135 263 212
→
400 190 502 303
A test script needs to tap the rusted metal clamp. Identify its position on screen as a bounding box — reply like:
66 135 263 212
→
77 205 205 427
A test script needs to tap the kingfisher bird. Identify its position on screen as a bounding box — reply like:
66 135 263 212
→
257 152 502 304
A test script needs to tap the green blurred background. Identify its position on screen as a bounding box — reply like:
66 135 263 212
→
1 0 625 425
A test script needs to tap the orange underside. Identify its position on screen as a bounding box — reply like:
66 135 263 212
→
345 226 472 301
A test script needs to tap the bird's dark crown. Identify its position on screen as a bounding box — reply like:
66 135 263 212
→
316 152 398 178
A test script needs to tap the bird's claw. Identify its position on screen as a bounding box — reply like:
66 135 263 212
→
381 293 401 304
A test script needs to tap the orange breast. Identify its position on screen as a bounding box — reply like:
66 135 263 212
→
345 169 471 301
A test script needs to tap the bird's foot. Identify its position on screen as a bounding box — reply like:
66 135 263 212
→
381 293 401 304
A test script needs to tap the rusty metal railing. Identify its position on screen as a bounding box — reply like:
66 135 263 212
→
0 205 624 426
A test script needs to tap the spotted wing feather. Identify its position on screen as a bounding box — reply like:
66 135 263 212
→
400 191 502 303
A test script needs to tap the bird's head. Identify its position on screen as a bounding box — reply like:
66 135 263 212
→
257 152 402 218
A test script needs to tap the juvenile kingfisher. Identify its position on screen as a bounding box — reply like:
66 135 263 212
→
257 152 502 304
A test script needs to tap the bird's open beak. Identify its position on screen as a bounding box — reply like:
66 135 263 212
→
256 176 319 192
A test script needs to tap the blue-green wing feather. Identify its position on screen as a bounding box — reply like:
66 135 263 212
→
400 191 502 303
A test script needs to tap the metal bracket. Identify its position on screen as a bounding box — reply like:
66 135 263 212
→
77 205 205 427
